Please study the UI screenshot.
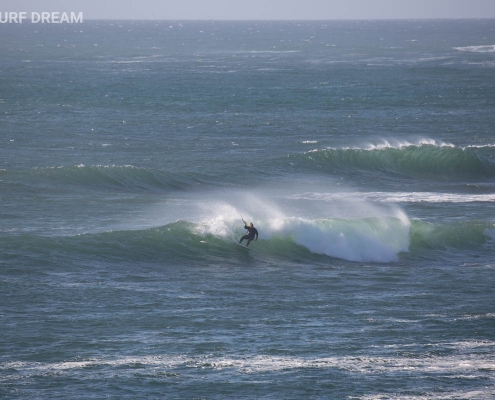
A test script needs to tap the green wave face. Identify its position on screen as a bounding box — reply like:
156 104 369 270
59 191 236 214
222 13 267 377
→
297 143 495 180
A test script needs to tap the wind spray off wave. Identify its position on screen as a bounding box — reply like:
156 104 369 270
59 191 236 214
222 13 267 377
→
262 215 410 263
198 195 410 263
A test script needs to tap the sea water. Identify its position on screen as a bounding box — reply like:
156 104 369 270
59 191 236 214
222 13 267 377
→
1 20 494 399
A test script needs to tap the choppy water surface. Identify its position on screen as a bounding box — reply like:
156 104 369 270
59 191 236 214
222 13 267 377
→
1 20 495 399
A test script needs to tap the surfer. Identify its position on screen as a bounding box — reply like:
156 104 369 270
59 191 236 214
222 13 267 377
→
239 219 258 247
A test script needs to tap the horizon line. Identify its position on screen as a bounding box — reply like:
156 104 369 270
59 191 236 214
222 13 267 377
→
77 17 495 21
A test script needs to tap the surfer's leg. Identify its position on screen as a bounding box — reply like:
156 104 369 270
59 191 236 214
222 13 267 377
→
239 235 249 243
246 235 255 246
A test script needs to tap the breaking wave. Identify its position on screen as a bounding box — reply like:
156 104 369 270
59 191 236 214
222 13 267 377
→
292 139 495 179
454 45 495 53
4 214 493 264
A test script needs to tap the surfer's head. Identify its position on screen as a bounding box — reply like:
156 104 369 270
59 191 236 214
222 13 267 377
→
250 223 253 227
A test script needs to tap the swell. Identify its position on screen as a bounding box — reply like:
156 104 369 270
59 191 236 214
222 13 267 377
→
3 217 493 265
289 141 495 180
4 142 494 193
0 165 213 193
410 219 495 253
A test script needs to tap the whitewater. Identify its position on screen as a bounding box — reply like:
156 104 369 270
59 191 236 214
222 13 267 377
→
1 19 495 399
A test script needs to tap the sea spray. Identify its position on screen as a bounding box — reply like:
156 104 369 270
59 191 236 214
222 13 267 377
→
261 215 410 263
196 193 410 262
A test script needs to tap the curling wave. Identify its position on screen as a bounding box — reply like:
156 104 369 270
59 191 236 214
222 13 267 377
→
290 140 495 180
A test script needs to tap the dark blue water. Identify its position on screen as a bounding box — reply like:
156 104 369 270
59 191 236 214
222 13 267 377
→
1 20 495 399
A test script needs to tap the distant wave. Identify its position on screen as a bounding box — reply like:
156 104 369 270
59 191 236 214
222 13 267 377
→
291 139 495 180
410 220 495 254
1 165 212 193
454 45 495 53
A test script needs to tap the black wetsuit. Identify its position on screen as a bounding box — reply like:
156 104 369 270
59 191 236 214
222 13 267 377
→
239 225 259 247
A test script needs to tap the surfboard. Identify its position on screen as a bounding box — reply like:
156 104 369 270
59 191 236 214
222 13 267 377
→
236 242 250 249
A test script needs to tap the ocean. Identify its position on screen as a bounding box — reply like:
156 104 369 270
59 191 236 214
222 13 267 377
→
1 19 494 399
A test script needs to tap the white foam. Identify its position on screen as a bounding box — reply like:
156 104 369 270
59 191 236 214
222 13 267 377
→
292 191 495 204
463 144 495 149
454 45 495 53
360 390 495 400
262 214 409 263
2 345 494 377
196 202 240 238
367 192 495 204
314 138 455 154
358 138 455 151
197 194 410 263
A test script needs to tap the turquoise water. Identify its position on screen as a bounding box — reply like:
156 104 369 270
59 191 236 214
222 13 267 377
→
1 20 495 399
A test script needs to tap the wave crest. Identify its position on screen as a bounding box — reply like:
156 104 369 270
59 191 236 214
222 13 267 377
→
297 140 495 179
454 45 495 53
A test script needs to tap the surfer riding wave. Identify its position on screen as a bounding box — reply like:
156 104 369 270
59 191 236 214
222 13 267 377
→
239 219 258 247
